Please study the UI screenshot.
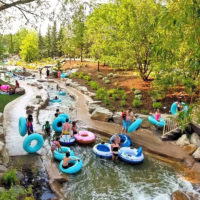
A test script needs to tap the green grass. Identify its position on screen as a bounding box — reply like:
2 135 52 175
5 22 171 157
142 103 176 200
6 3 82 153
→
0 79 20 112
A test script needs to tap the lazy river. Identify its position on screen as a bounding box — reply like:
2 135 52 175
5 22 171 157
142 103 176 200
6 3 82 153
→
40 81 198 200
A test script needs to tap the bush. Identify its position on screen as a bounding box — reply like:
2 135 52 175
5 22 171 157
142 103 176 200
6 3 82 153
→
113 74 118 78
102 77 108 81
70 72 79 78
85 64 88 67
153 102 162 109
132 99 143 108
78 72 85 79
135 94 142 100
107 89 116 97
141 109 149 115
89 81 99 90
2 169 19 187
112 94 119 100
108 73 113 77
104 96 110 105
96 88 107 100
117 88 126 96
83 75 91 82
134 90 141 95
121 94 127 100
120 100 126 107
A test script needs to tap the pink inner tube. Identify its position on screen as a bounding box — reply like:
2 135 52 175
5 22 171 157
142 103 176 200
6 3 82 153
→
1 85 11 90
74 131 96 144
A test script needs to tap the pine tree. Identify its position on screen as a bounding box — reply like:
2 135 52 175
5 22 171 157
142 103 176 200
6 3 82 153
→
45 25 52 58
51 21 57 58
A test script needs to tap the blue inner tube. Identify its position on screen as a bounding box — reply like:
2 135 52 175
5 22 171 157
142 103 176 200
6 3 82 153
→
50 99 61 103
19 117 27 137
60 73 67 78
59 156 82 174
59 135 76 146
93 143 112 159
58 113 71 123
148 116 165 127
52 117 66 132
128 118 143 133
170 102 188 115
109 133 131 147
119 147 144 164
54 146 74 161
23 133 44 153
58 91 66 95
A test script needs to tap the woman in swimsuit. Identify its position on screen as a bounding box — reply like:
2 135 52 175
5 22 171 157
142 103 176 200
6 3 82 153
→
111 139 120 161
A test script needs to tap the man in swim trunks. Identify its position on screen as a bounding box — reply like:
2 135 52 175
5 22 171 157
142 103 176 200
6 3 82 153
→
62 151 80 169
62 118 71 136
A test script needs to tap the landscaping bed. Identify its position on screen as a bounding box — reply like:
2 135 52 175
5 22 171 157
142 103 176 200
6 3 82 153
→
62 61 192 114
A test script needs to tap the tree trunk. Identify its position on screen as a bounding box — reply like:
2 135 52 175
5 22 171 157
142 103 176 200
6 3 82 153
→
80 48 83 62
98 61 100 72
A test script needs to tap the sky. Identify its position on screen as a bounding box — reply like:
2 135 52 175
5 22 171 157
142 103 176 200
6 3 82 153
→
0 0 107 35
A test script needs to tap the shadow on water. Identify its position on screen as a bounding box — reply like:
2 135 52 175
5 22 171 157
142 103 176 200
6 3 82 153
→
10 155 56 200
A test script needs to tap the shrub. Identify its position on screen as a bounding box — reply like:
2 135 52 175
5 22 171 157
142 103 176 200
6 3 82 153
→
134 90 141 95
2 169 19 187
117 88 126 96
85 64 88 67
120 100 126 107
112 94 119 100
104 96 110 105
89 81 99 90
131 87 136 91
135 94 142 100
70 72 78 78
121 94 127 100
141 109 149 115
153 102 162 109
83 75 91 82
107 89 116 97
108 73 113 77
96 88 106 100
132 99 143 108
78 72 85 79
113 74 118 78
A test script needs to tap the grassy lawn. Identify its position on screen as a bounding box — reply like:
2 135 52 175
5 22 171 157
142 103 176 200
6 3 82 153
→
0 79 21 112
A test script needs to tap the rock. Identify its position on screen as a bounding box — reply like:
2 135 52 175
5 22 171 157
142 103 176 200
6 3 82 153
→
183 144 197 155
171 190 190 200
191 162 200 172
88 103 99 114
183 157 195 168
97 75 103 79
91 107 113 122
140 118 153 129
176 134 190 147
134 90 141 95
102 77 108 81
0 126 4 139
17 171 24 181
105 79 111 84
162 128 182 141
37 85 43 89
78 86 88 93
190 132 200 147
70 82 80 88
192 147 200 161
0 165 7 173
113 112 122 125
87 92 96 98
0 141 4 152
65 79 72 86
36 95 42 99
108 73 113 77
15 87 25 95
113 74 118 78
26 108 33 115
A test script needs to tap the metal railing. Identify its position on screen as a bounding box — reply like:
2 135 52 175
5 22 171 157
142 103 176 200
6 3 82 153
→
162 117 179 137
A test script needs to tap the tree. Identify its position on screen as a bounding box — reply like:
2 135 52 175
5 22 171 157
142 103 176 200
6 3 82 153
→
51 21 57 57
20 30 39 62
45 25 52 58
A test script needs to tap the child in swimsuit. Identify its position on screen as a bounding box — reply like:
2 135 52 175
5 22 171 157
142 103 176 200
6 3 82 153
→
154 109 161 121
27 115 33 135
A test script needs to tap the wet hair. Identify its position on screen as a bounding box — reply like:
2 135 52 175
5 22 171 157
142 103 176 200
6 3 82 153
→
66 118 69 122
128 108 132 112
72 121 76 126
55 137 60 141
55 113 58 117
46 121 49 124
55 96 58 99
101 142 105 144
56 109 59 112
65 151 70 157
27 114 33 122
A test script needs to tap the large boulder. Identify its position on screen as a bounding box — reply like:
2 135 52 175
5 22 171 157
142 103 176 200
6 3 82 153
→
0 141 4 152
192 147 200 161
0 113 3 124
0 126 4 139
0 165 7 173
15 87 25 95
78 86 88 93
190 132 200 147
171 190 190 200
183 144 197 155
91 107 113 122
113 112 122 125
176 134 190 147
88 103 99 114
